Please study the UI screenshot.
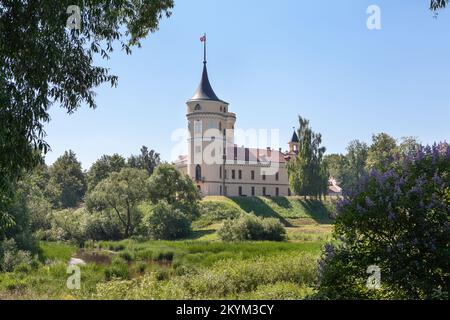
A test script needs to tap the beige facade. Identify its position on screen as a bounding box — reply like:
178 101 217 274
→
175 60 296 197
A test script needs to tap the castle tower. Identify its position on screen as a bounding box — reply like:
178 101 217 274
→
288 129 299 154
186 35 236 195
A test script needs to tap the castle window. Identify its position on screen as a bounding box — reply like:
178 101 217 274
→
288 188 291 196
238 170 242 180
194 104 201 111
194 120 202 134
195 165 202 182
224 107 227 113
276 187 279 196
219 166 222 179
251 171 255 180
251 187 255 196
220 185 222 195
263 187 266 196
219 122 222 131
239 186 243 196
276 172 279 181
262 174 266 181
208 119 216 129
232 170 235 180
220 106 222 112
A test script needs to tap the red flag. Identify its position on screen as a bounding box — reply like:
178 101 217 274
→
200 35 206 42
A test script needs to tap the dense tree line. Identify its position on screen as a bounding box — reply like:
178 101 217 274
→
324 134 421 193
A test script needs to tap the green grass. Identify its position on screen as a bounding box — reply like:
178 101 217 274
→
203 196 336 224
38 241 77 262
0 196 335 300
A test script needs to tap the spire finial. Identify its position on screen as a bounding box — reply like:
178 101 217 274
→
200 33 207 64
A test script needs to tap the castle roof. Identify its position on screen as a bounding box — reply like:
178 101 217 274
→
290 130 299 143
189 63 222 102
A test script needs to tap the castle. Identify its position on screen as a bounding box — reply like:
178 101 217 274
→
175 52 301 197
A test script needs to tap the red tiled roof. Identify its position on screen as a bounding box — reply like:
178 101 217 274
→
226 146 286 164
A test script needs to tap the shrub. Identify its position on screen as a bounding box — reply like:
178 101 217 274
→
0 239 33 272
218 214 286 242
104 258 130 280
144 201 191 240
318 143 450 300
119 250 135 262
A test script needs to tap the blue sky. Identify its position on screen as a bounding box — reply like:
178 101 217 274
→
45 0 450 169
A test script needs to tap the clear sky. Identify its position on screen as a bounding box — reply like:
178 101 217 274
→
44 0 450 169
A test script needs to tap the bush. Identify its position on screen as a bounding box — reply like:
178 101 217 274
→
318 143 450 300
144 201 191 240
218 214 286 242
0 239 34 272
104 258 130 280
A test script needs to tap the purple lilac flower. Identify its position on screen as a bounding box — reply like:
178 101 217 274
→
365 196 375 208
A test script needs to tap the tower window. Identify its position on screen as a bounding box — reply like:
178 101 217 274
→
251 186 255 196
195 165 202 182
194 120 202 134
232 170 235 180
251 170 255 180
238 186 242 196
194 104 201 111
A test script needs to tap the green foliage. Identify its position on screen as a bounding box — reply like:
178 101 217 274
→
144 201 192 240
195 199 244 228
94 252 317 300
47 151 87 209
104 258 130 280
318 143 450 299
0 1 174 222
88 168 149 238
287 116 328 197
218 214 286 242
148 164 201 219
365 133 397 172
87 154 126 191
0 239 34 272
127 146 161 176
431 0 449 10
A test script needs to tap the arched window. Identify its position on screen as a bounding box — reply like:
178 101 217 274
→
223 107 227 113
194 104 201 111
195 165 202 181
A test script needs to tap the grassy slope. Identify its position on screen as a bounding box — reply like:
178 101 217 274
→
203 196 336 223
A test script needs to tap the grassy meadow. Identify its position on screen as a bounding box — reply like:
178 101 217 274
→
0 196 336 300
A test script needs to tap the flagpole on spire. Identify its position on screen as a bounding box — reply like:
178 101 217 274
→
203 33 207 64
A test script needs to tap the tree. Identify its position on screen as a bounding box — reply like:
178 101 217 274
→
338 140 369 192
128 146 161 175
88 168 149 238
431 0 449 10
87 154 126 191
148 164 200 219
287 116 328 197
143 201 191 240
366 133 397 172
0 0 174 227
47 150 87 208
318 142 450 299
323 154 346 184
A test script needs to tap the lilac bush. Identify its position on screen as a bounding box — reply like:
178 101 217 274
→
318 142 450 299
